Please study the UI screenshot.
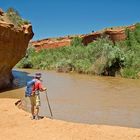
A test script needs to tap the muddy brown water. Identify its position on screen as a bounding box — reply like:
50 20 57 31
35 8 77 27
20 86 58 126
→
0 69 140 128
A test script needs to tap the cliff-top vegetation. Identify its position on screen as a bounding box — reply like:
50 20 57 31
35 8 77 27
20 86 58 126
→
0 7 30 27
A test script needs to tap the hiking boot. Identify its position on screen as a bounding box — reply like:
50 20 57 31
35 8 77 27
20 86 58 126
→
35 115 39 120
31 115 35 120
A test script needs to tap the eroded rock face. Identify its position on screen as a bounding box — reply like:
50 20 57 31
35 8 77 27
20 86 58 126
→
31 37 71 51
82 32 101 46
0 21 33 89
82 25 135 45
105 29 126 43
31 25 135 50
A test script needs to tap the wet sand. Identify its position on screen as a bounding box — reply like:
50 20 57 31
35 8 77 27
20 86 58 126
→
1 98 140 140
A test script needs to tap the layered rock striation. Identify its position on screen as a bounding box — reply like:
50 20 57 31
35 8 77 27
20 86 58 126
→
31 37 71 51
82 25 135 45
31 24 135 50
0 9 33 89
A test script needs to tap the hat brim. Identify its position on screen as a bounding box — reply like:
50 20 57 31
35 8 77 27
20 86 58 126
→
35 76 41 78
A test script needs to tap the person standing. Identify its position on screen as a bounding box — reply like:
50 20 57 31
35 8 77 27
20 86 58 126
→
29 73 47 120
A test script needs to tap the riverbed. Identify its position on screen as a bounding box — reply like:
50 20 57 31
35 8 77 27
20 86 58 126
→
0 69 140 128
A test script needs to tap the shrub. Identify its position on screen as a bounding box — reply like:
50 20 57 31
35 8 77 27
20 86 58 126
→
16 45 35 68
56 59 73 72
71 37 83 47
121 68 139 79
73 59 92 74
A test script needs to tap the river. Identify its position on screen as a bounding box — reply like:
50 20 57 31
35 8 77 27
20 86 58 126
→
0 69 140 128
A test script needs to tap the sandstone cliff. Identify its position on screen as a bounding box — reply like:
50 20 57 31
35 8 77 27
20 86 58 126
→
31 37 71 51
82 25 135 45
31 25 135 50
0 9 33 89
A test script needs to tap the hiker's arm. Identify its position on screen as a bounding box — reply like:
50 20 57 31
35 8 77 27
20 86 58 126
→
40 87 47 91
43 87 47 91
38 82 47 91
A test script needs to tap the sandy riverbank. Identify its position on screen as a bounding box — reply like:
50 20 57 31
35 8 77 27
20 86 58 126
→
0 98 140 140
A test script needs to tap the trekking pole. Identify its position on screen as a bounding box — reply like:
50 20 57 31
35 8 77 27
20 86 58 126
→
45 91 53 119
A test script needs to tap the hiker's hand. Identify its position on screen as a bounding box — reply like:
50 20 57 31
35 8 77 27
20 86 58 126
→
31 92 35 96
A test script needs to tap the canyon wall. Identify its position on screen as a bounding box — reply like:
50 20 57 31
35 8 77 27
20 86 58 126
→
31 37 71 51
31 25 135 50
82 25 135 45
0 9 33 89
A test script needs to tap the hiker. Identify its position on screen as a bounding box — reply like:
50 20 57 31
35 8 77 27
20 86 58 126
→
28 73 47 120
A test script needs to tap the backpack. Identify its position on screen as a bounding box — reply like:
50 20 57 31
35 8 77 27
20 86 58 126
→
25 79 36 97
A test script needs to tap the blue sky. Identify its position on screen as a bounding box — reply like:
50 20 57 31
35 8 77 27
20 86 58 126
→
1 0 140 40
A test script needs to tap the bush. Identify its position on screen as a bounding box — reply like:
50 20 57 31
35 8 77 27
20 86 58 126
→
56 59 73 72
88 37 124 75
73 59 92 74
16 45 35 68
71 37 83 47
121 68 139 79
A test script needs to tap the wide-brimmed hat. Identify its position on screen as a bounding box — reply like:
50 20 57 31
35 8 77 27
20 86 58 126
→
35 73 42 78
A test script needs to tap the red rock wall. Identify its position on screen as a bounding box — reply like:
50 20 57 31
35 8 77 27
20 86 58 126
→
31 25 135 50
82 32 101 46
105 29 126 42
0 22 33 89
82 25 135 45
32 38 71 51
